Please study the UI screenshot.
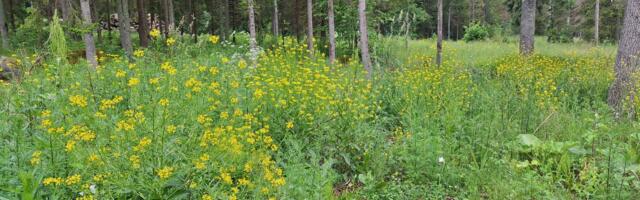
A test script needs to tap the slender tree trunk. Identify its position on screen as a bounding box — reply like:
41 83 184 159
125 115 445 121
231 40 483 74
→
594 0 600 45
358 0 372 79
436 0 443 66
0 0 8 49
273 0 279 38
187 0 193 39
306 0 314 53
447 3 451 40
207 0 215 34
118 0 134 58
607 0 640 119
222 0 230 39
161 0 168 37
328 0 336 64
80 0 98 68
137 0 149 47
483 0 491 24
519 0 536 55
248 0 257 67
7 0 14 30
191 0 198 43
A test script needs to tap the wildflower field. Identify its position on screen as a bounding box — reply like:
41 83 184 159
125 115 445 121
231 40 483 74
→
2 35 640 199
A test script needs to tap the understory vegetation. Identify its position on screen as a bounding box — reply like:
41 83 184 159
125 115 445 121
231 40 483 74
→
2 34 639 199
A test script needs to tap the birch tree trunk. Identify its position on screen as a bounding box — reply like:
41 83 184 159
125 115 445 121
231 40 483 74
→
273 0 279 38
328 0 336 64
358 0 372 79
0 0 9 50
306 0 314 54
607 0 640 118
137 0 149 47
248 0 258 68
80 0 98 68
519 0 536 56
118 0 134 58
436 0 443 66
595 0 600 45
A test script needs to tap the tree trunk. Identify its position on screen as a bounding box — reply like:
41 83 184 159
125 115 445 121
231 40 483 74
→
222 0 230 39
306 0 314 53
59 0 72 22
161 0 168 36
118 0 134 58
80 0 98 68
191 0 198 43
436 0 443 66
358 0 372 79
137 0 149 47
207 0 215 34
607 0 640 119
187 0 193 40
7 0 14 30
447 3 451 40
328 0 336 64
273 0 279 38
594 0 600 45
167 0 175 33
483 0 491 24
247 0 257 67
0 0 8 49
519 0 536 55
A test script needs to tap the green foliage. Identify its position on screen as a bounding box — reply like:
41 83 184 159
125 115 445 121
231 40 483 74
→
463 23 490 42
48 12 68 63
12 8 49 51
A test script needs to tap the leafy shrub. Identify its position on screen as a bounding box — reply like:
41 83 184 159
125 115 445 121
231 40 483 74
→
463 23 490 42
13 8 49 51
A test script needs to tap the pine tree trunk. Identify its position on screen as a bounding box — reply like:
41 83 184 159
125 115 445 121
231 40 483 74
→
607 0 640 119
328 0 336 64
161 0 168 36
118 0 134 58
273 0 279 38
594 0 600 45
187 0 193 39
306 0 314 53
447 3 451 40
207 0 215 34
191 0 198 43
222 0 230 39
137 0 149 47
436 0 443 66
247 0 257 67
483 0 491 24
519 0 536 55
0 0 8 49
358 0 372 79
80 0 98 68
59 0 72 22
7 0 14 30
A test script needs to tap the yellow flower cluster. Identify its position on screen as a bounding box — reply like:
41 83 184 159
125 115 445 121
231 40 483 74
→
209 35 220 44
69 95 88 108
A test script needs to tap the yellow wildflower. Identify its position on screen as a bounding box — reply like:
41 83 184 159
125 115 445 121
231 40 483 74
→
69 95 88 108
157 166 174 179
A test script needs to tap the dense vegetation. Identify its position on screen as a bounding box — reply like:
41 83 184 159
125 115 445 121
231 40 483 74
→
1 0 640 199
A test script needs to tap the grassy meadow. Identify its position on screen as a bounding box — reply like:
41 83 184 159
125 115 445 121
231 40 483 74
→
2 35 640 200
